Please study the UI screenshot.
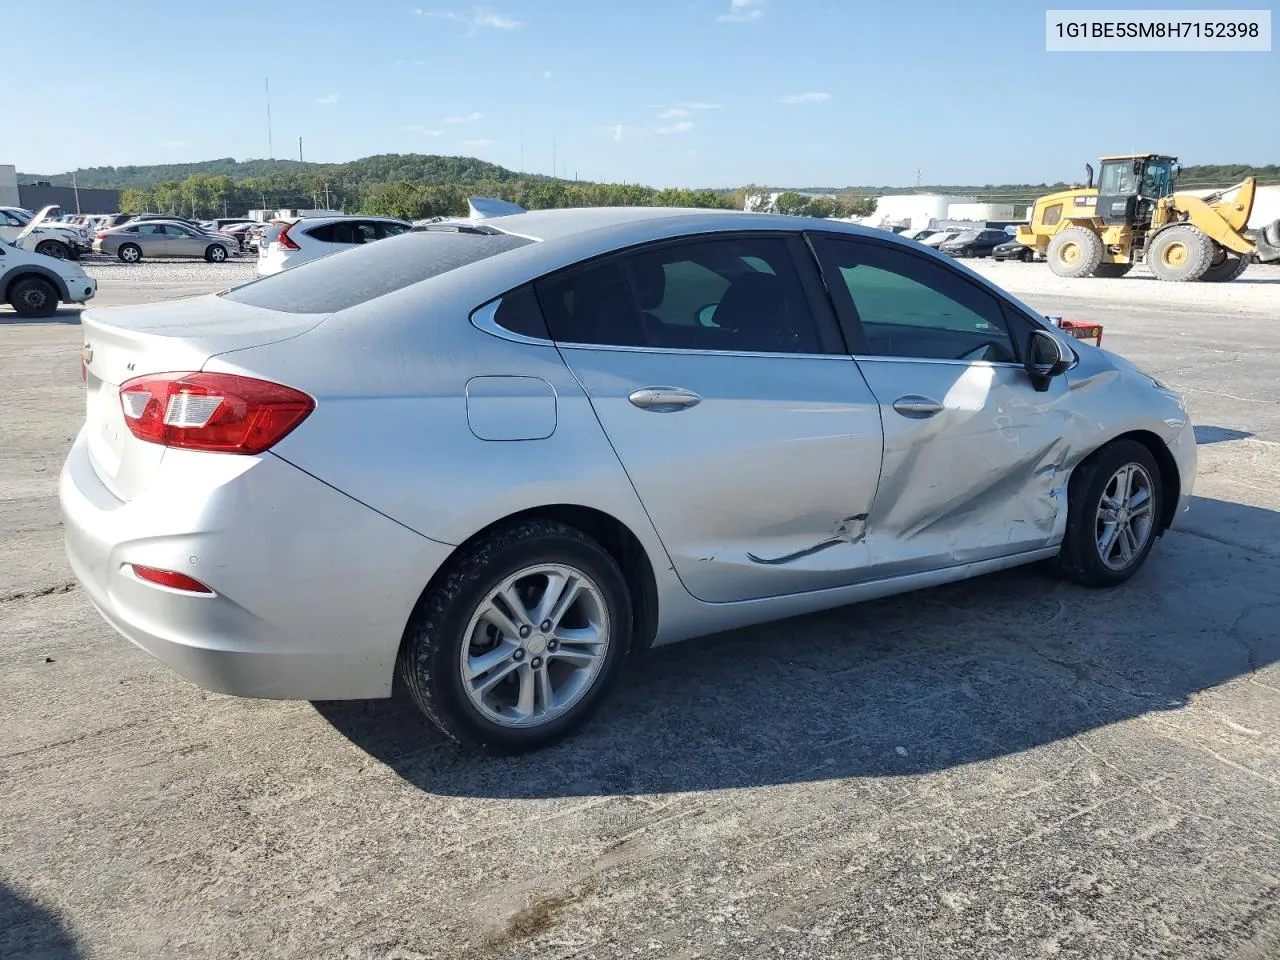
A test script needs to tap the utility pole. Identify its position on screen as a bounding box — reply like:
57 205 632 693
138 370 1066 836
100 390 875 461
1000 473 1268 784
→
265 78 275 159
552 135 557 179
71 170 81 214
298 137 303 162
519 126 524 173
324 182 331 209
916 168 921 188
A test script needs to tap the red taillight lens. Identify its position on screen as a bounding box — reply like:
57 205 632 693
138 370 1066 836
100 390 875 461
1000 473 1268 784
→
130 564 214 594
119 372 315 454
277 222 300 251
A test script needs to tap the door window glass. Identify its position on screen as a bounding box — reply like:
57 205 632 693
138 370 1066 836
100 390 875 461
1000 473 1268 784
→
537 236 822 354
815 237 1017 363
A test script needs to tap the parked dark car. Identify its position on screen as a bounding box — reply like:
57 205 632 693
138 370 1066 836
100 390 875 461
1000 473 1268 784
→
939 229 1012 258
992 239 1036 262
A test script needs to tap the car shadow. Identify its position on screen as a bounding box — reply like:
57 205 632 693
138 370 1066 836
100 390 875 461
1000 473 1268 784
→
0 884 83 960
0 307 82 325
315 496 1280 799
1194 425 1254 444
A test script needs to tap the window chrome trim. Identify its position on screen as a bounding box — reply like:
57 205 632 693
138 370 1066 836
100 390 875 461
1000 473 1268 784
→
851 354 1024 369
555 341 851 361
469 297 554 346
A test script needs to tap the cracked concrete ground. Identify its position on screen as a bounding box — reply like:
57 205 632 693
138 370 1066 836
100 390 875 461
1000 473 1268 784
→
2 264 1278 960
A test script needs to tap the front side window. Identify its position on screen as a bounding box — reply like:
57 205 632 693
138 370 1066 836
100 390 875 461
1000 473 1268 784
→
379 222 411 238
814 237 1017 363
536 236 823 354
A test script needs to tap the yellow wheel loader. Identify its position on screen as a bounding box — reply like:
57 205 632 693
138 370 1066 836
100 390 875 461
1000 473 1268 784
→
1015 154 1280 282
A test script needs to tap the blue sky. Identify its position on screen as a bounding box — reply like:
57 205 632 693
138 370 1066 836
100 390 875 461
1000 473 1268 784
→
5 0 1276 187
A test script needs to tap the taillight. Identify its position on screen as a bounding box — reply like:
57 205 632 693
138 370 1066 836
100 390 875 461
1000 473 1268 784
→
277 222 300 250
95 232 107 239
119 372 314 454
130 564 214 594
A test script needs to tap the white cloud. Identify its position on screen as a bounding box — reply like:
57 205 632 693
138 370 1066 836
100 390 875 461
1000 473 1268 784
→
717 0 765 22
402 124 443 135
676 101 721 110
425 9 523 31
543 69 553 80
612 124 624 143
316 93 340 105
395 58 426 66
442 111 484 124
655 121 695 135
781 91 832 104
462 138 495 147
659 107 690 119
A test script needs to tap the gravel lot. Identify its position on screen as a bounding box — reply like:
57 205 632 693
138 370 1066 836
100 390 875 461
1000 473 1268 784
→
81 254 258 288
2 260 1278 960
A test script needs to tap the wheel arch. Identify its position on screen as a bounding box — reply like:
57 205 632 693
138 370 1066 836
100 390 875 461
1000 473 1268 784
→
402 503 661 658
1077 429 1182 534
2 266 70 303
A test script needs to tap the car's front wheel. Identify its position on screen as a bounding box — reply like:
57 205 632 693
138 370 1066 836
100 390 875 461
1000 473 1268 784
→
206 244 228 263
35 240 70 260
1057 439 1164 587
398 519 633 751
7 276 59 317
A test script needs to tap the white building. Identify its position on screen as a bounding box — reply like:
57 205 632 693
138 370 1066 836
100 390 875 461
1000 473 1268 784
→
855 193 975 231
0 165 20 207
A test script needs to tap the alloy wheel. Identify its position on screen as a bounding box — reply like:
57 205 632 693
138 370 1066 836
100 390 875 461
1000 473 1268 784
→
1095 464 1155 570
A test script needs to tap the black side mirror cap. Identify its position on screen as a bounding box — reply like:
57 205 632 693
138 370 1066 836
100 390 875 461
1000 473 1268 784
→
1026 328 1073 392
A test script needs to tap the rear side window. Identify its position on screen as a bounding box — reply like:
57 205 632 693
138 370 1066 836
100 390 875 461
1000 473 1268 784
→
222 231 534 314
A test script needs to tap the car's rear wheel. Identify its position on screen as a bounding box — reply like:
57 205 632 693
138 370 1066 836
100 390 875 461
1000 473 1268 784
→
397 519 633 751
1057 439 1164 587
118 243 142 264
205 244 228 263
7 276 59 318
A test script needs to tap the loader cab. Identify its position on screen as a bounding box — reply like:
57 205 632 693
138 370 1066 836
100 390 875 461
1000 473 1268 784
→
1095 155 1179 227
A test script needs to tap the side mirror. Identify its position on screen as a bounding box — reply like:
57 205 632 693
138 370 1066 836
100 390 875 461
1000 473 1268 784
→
1026 328 1073 392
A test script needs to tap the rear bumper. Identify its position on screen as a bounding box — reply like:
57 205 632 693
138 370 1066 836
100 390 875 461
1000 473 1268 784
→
60 429 453 700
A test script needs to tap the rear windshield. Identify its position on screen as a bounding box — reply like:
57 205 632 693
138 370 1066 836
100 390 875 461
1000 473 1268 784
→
221 230 534 314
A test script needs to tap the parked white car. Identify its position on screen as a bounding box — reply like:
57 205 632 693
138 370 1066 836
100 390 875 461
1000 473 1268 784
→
0 205 93 260
256 215 412 276
1 232 97 317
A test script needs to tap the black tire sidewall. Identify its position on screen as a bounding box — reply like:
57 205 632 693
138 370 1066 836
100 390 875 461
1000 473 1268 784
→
1060 440 1163 587
10 278 57 317
401 524 633 751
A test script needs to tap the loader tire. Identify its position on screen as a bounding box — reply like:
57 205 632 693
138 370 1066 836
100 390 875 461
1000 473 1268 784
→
1147 225 1214 282
1201 251 1251 282
1047 227 1105 278
1092 263 1133 279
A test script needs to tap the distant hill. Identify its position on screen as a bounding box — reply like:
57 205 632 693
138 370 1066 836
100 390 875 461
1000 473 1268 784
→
18 154 547 190
22 155 1277 197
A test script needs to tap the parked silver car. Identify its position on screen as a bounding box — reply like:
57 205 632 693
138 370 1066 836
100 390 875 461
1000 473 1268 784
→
62 207 1196 751
93 220 238 263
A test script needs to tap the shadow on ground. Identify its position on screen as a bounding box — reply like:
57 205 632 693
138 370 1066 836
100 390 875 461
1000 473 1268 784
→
315 496 1280 799
0 308 82 325
0 884 82 960
1195 425 1254 444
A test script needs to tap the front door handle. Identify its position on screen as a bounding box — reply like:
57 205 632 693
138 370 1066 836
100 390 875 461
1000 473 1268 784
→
628 386 702 412
892 395 944 418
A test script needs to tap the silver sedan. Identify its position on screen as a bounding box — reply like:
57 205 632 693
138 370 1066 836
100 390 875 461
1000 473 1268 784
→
93 220 238 263
61 207 1196 751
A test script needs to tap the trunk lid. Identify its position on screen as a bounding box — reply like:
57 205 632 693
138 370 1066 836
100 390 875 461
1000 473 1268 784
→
80 292 327 502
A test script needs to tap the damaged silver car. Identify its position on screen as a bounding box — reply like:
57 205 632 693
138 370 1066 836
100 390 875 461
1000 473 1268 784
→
62 206 1195 751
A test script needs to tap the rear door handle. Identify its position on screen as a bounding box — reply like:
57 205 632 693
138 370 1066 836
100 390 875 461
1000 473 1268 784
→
892 395 944 418
628 386 702 412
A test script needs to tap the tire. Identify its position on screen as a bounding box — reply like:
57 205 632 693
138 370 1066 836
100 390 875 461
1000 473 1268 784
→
1092 263 1133 279
7 276 59 318
34 240 70 260
118 243 142 264
1021 248 1034 262
205 244 229 263
1200 251 1251 282
397 519 634 752
1146 225 1214 282
1047 227 1105 278
1057 439 1164 588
